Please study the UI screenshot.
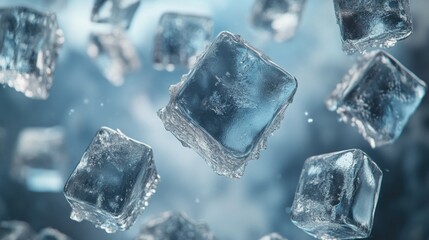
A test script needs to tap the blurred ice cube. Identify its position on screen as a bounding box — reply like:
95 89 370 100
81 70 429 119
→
0 221 34 240
91 0 141 30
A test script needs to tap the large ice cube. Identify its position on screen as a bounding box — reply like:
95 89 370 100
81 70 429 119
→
291 149 383 240
0 7 64 99
0 221 34 240
153 12 212 71
136 211 215 240
91 0 140 29
158 31 297 178
35 228 71 240
11 126 68 192
333 0 413 54
64 127 160 233
327 51 427 148
259 232 287 240
250 0 306 41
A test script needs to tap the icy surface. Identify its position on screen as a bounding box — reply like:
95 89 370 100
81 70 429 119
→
35 228 71 240
64 127 159 233
153 12 212 71
0 6 63 99
136 211 215 240
327 51 427 148
11 127 67 192
159 31 297 178
91 0 140 29
291 149 383 240
333 0 412 54
250 0 306 41
0 221 34 240
87 29 140 86
259 232 287 240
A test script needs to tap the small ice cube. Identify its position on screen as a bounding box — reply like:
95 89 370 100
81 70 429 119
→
259 232 287 240
0 221 34 240
158 31 297 178
91 0 140 29
35 228 71 240
64 127 160 233
326 51 427 148
291 149 383 240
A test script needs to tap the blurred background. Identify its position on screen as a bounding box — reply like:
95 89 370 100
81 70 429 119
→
0 0 429 239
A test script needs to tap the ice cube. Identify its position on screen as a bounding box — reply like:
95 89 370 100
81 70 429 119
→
64 127 160 233
259 232 287 240
326 51 427 148
0 6 64 99
158 31 297 178
11 126 68 192
91 0 140 29
87 29 140 86
333 0 413 54
250 0 306 41
35 228 71 240
153 12 212 71
290 149 383 240
136 211 215 240
0 221 34 240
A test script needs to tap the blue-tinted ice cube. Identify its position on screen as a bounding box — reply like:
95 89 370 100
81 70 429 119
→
0 221 34 240
35 228 71 240
327 51 427 148
136 211 215 240
250 0 306 41
91 0 140 29
0 7 63 99
64 127 160 233
259 232 287 240
291 149 383 240
158 31 297 178
333 0 412 54
153 12 212 71
11 127 68 192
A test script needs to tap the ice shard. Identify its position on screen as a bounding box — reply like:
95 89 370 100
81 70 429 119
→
159 31 297 178
35 228 71 240
0 221 34 240
91 0 140 29
259 232 287 240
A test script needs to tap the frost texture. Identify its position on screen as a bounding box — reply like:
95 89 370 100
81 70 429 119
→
327 51 427 148
64 127 160 233
35 228 72 240
291 149 383 240
136 211 215 240
153 12 212 71
0 221 34 240
0 7 64 99
91 0 140 29
333 0 412 54
259 232 287 240
250 0 306 41
158 31 297 178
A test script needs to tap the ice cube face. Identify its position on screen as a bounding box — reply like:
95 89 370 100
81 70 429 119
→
136 211 215 240
291 149 383 240
250 0 306 41
327 51 427 148
333 0 412 54
0 7 63 99
87 29 140 86
159 31 297 178
0 221 34 240
259 232 287 240
11 127 68 192
153 13 212 71
91 0 141 29
64 127 159 233
35 228 71 240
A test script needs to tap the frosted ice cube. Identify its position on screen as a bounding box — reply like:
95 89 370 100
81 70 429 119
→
153 12 212 71
0 7 64 99
35 228 71 240
136 211 215 240
333 0 413 54
327 51 427 148
91 0 140 29
158 31 297 178
87 29 140 86
0 221 34 240
291 149 383 240
259 232 287 240
250 0 306 41
11 126 68 192
64 127 160 233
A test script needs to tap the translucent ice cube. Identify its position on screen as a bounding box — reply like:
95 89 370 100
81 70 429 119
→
136 211 215 240
0 221 34 240
0 6 64 99
91 0 140 29
11 126 68 192
259 232 287 240
153 12 212 71
291 149 383 240
64 127 160 233
250 0 306 41
333 0 413 54
158 31 297 178
327 51 427 148
87 29 140 86
35 228 71 240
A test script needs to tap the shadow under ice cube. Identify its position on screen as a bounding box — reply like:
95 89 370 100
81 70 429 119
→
64 127 159 233
327 51 427 148
158 31 297 178
291 149 383 240
91 0 141 29
0 6 63 99
259 232 287 240
0 221 34 240
35 228 71 240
